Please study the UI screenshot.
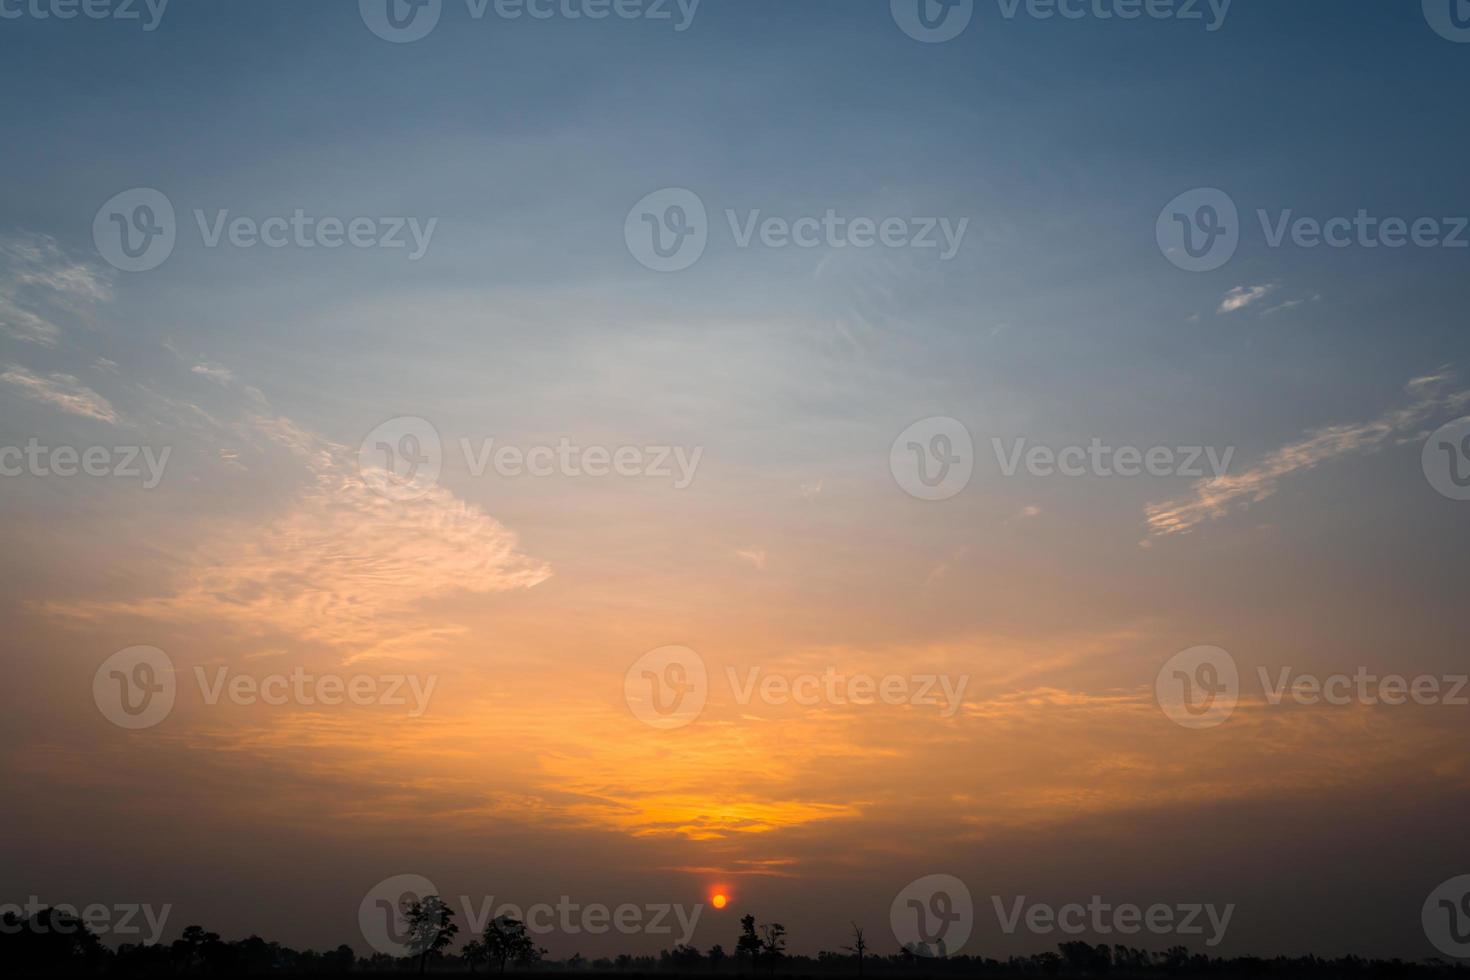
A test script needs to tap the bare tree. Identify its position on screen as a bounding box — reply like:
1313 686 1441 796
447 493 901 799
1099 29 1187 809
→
843 923 867 978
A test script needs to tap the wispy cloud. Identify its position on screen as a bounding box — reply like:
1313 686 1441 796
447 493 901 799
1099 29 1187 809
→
0 234 112 346
191 362 235 384
0 364 120 424
46 369 551 664
1217 283 1275 314
735 547 768 571
1145 368 1470 536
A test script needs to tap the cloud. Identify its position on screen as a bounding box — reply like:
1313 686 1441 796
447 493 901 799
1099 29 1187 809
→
0 364 120 424
47 375 551 664
735 547 768 571
1217 283 1274 314
191 362 235 384
0 234 112 346
1145 368 1470 537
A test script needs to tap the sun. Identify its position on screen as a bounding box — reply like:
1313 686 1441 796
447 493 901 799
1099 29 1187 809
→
711 893 728 910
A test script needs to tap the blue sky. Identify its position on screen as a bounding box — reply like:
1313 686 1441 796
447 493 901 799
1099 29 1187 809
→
3 0 1470 963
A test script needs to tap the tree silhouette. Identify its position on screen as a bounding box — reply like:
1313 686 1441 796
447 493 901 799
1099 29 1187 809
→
735 915 762 975
481 915 539 975
462 939 487 974
708 943 727 973
402 895 459 975
843 923 867 978
760 923 787 976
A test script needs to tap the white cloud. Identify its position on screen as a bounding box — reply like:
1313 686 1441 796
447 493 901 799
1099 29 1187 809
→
1145 369 1470 537
0 234 113 346
1217 283 1275 314
0 364 120 424
191 362 235 384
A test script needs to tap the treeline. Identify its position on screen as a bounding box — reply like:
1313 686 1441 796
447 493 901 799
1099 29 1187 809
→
4 905 1468 978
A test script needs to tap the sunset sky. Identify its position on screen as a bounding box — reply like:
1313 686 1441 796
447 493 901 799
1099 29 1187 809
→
2 0 1470 964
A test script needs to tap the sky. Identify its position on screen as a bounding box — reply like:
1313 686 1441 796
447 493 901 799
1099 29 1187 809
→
2 0 1470 964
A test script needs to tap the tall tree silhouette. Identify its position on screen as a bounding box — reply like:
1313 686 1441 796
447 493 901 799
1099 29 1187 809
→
735 915 762 976
844 923 867 978
760 922 787 976
402 895 458 975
